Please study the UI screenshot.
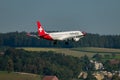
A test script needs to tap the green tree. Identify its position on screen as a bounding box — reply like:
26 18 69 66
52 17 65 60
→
85 71 97 80
112 73 120 80
92 54 102 61
7 59 14 73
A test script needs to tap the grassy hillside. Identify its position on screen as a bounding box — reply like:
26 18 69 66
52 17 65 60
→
18 47 120 58
72 47 120 53
0 71 41 80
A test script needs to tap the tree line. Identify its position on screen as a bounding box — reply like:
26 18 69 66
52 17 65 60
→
0 32 120 48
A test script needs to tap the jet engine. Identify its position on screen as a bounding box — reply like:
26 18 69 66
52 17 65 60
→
73 37 80 41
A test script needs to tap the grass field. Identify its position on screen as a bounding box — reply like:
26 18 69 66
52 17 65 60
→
0 71 41 80
18 47 120 58
72 47 120 53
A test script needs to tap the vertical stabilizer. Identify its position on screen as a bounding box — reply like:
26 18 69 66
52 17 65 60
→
37 21 47 36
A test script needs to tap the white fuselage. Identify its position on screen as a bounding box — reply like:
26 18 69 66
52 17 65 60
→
49 31 84 41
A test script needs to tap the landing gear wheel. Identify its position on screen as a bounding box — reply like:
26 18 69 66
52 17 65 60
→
65 42 69 45
53 41 57 45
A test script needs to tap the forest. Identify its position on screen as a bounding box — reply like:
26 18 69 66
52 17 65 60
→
0 31 120 48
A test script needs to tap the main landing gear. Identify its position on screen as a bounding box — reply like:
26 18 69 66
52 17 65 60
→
53 41 69 45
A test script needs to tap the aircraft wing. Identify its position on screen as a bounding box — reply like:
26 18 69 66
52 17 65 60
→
26 33 40 39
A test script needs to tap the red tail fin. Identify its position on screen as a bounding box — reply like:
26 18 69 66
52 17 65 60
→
37 21 47 36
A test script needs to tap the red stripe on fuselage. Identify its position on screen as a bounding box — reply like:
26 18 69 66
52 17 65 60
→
40 34 53 40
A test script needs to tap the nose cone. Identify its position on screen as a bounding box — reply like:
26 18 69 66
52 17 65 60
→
82 31 87 36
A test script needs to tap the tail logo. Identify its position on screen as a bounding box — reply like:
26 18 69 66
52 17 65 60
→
39 27 43 32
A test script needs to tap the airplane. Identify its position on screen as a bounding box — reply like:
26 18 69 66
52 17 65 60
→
27 21 86 44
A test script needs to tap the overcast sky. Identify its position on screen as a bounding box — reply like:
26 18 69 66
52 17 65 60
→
0 0 120 35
